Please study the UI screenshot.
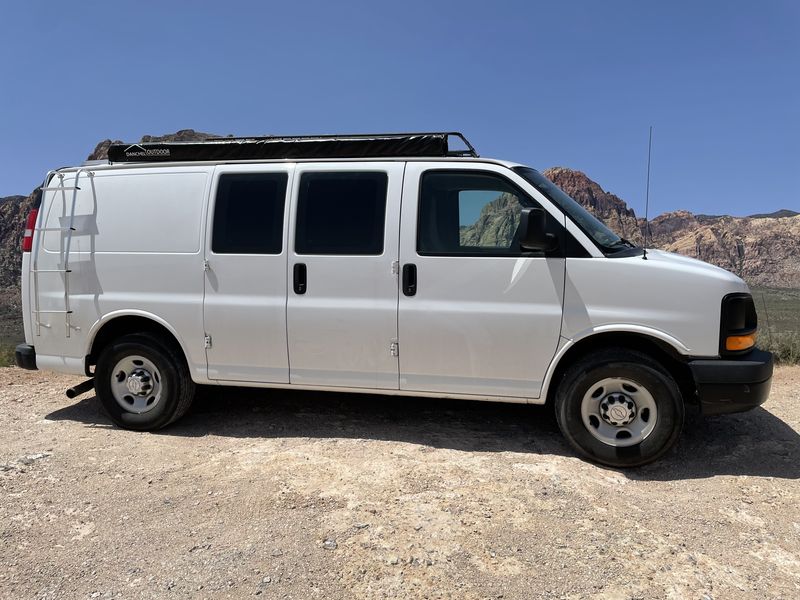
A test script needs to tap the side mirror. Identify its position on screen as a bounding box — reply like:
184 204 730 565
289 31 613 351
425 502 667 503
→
519 207 558 252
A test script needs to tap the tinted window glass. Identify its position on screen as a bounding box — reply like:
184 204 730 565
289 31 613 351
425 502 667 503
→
512 166 627 252
418 171 530 255
295 172 387 255
212 173 287 254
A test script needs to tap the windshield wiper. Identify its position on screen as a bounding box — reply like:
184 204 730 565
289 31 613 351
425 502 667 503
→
608 237 636 249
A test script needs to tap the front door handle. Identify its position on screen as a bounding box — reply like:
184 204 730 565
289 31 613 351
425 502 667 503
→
402 263 417 297
293 263 307 295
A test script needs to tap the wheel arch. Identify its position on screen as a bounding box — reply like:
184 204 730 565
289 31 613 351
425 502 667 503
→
542 330 697 407
85 311 190 376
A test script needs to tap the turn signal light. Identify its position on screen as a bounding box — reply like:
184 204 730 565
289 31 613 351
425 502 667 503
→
725 332 757 352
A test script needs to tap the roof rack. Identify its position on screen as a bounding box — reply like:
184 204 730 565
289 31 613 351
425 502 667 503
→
107 132 478 163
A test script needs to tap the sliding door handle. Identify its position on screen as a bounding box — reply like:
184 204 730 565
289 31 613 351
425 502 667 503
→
402 263 417 297
293 263 307 295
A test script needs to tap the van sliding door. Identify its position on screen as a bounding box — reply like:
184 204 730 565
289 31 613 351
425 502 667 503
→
285 163 403 389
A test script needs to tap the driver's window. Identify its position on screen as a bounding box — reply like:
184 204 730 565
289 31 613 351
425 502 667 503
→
418 171 530 255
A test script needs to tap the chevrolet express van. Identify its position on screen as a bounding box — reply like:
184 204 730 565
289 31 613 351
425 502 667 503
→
15 133 773 467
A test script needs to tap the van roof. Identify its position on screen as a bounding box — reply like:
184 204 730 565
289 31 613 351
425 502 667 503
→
105 132 479 164
70 155 523 171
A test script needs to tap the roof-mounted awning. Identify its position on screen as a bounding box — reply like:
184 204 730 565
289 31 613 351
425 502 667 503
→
106 132 478 163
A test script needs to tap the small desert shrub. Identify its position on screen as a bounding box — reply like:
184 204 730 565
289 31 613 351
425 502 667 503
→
760 331 800 365
0 343 16 368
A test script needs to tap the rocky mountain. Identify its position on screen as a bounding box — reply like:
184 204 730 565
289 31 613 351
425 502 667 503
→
0 195 30 288
460 193 521 248
543 167 800 288
646 209 800 288
543 167 644 245
0 132 797 290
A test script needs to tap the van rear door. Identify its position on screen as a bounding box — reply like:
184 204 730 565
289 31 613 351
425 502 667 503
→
203 164 294 382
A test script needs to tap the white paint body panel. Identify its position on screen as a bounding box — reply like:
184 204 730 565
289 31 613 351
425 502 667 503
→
562 250 748 357
22 158 750 407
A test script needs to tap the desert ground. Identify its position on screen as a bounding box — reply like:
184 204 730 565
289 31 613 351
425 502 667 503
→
1 367 798 599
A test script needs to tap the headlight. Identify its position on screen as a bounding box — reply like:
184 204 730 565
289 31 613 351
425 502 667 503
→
720 293 758 356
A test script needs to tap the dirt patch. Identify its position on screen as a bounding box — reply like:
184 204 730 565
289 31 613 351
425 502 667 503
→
1 367 799 599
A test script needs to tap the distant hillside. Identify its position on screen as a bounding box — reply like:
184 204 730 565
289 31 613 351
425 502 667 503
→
645 209 800 288
0 195 32 288
543 167 644 245
748 209 799 219
543 167 800 289
460 193 521 247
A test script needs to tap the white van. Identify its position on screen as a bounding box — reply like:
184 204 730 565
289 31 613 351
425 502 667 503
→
15 133 773 467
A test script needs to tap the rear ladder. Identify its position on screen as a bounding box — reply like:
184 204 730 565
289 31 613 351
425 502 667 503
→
31 169 93 337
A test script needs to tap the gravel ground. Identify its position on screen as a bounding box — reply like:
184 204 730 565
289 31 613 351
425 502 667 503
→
1 366 798 599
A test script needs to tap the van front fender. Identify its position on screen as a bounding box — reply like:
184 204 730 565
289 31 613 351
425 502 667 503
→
536 324 693 405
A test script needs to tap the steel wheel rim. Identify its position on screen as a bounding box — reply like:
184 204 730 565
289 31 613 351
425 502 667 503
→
580 377 658 447
109 355 162 414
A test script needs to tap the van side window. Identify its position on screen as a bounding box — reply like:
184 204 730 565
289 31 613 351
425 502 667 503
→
295 172 388 255
418 171 532 255
212 173 288 254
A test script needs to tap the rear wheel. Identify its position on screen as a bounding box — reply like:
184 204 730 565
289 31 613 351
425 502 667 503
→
554 349 684 468
95 333 195 430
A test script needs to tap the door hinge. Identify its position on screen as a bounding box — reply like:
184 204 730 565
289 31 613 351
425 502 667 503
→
390 340 399 357
391 260 400 276
203 259 210 272
204 335 212 349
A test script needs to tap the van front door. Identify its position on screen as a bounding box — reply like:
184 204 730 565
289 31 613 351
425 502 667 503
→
286 163 403 389
203 165 293 382
398 163 565 399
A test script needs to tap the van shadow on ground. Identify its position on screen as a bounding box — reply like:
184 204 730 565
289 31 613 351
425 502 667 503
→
47 385 800 481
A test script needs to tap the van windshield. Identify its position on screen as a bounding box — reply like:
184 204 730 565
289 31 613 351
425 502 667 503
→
512 166 635 253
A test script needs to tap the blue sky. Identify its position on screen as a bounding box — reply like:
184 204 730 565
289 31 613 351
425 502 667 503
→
1 0 797 216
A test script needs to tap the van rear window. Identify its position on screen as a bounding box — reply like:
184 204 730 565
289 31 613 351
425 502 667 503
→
212 173 288 254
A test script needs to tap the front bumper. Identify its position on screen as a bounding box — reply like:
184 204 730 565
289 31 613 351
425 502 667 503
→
688 348 773 415
15 344 37 370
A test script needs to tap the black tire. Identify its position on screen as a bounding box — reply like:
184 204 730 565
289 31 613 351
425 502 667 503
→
554 348 684 468
94 333 195 431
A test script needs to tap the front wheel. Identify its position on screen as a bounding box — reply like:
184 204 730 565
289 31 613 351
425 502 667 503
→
554 349 684 468
95 333 195 430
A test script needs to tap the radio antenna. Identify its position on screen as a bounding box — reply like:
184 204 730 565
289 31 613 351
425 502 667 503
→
643 126 653 260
